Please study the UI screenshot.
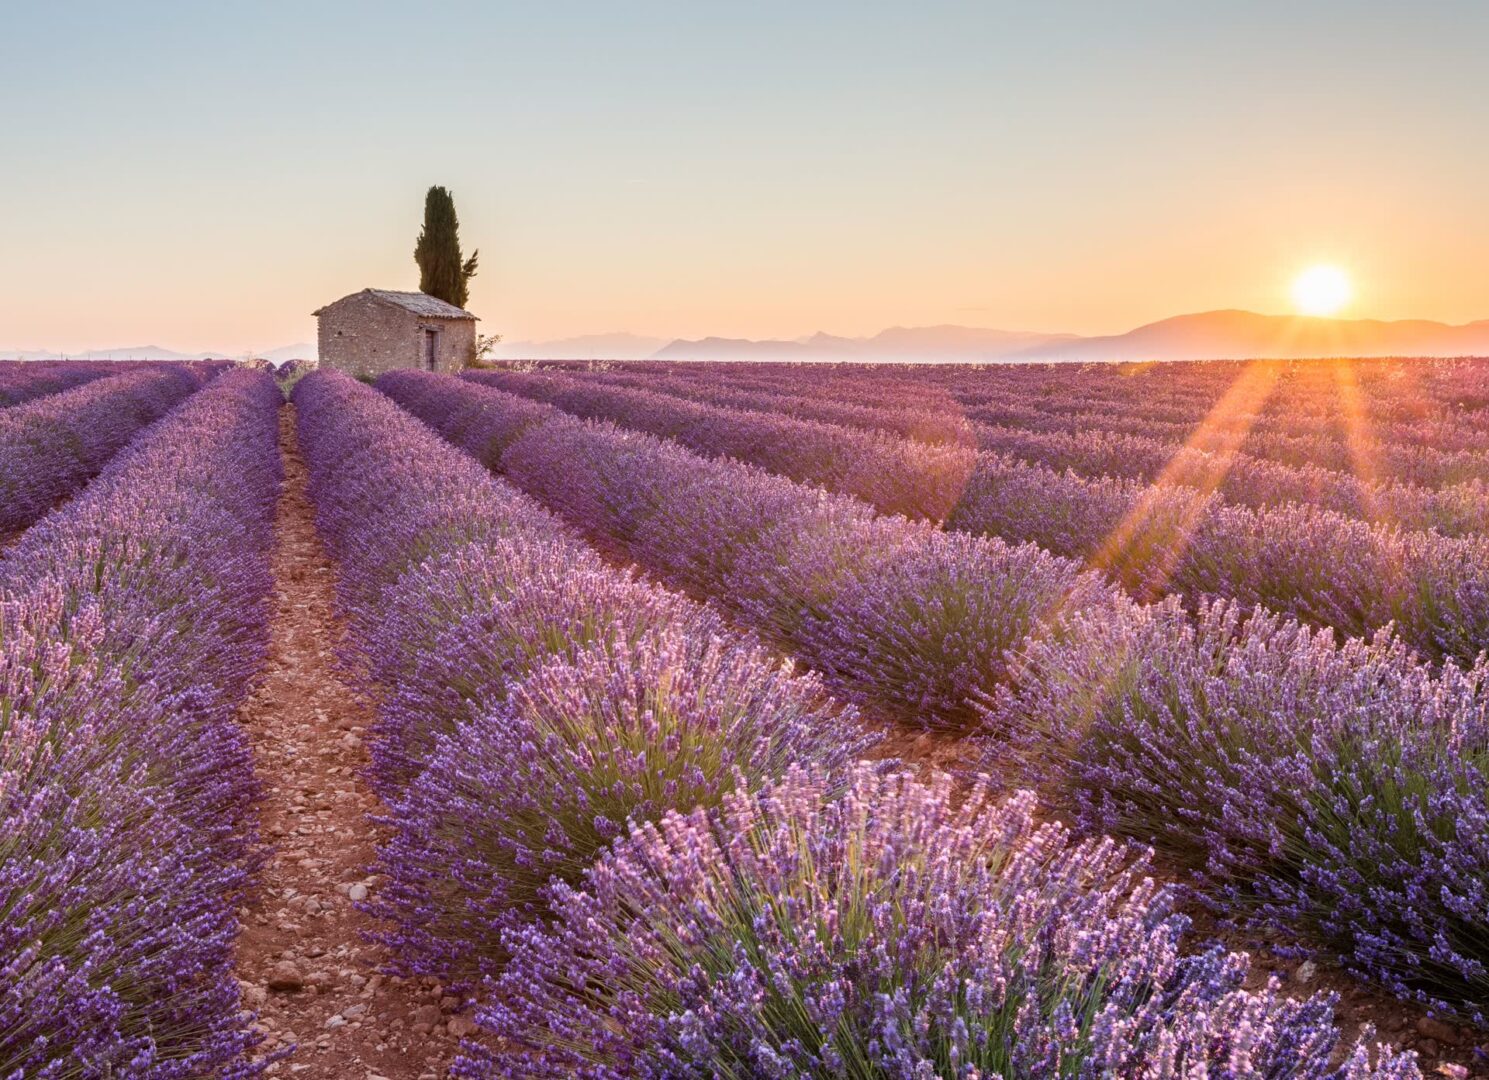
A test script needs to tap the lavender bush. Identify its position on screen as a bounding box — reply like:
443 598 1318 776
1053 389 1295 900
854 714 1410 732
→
375 628 868 982
0 366 198 533
272 356 316 394
466 368 978 521
470 764 1416 1079
969 421 1489 536
947 450 1489 662
0 358 115 406
984 599 1489 1023
468 368 1489 662
363 544 721 793
773 523 1121 724
1 369 281 1077
384 373 1124 729
294 371 872 988
541 366 1489 535
1172 500 1489 662
632 458 872 603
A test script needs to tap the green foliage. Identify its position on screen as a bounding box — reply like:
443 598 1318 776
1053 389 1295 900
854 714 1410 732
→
414 186 478 308
466 332 503 369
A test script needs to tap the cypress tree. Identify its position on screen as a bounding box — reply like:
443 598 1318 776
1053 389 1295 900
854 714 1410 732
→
414 186 479 308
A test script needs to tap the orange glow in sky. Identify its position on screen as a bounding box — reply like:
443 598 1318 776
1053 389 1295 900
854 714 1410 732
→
2 3 1486 353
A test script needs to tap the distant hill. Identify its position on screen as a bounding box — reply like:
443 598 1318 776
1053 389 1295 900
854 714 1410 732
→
489 333 668 361
862 325 1080 358
1009 311 1489 363
649 312 1489 363
1 343 315 364
260 343 316 365
0 345 202 361
652 336 826 361
653 325 1071 362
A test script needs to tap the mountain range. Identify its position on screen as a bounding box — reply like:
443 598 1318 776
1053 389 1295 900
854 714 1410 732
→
494 311 1489 363
646 312 1489 363
10 311 1489 366
487 333 669 361
0 343 314 364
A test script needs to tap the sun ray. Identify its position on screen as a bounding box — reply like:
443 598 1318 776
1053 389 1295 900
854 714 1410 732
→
1330 357 1388 524
1085 359 1282 599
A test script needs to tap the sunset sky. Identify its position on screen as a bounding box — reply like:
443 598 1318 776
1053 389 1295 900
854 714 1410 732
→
4 1 1487 353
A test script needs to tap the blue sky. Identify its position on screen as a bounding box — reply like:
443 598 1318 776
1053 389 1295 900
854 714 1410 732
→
3 1 1486 351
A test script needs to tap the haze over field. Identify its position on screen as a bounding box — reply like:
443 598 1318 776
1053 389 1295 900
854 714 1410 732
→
19 310 1489 365
625 311 1489 363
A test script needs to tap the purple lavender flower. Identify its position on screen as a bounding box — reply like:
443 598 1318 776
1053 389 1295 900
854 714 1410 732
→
294 371 874 991
0 366 198 533
384 373 1129 729
1 369 281 1077
0 358 116 406
463 362 1489 661
372 629 868 983
466 764 1415 1078
465 368 978 522
984 598 1489 1023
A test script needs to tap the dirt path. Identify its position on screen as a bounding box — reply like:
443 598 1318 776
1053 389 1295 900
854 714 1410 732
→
234 406 466 1079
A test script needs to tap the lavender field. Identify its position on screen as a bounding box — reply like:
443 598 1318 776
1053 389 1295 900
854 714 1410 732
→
5 355 1489 1078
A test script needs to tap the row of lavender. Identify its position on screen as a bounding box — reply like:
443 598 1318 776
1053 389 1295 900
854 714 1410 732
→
296 370 1410 1076
577 364 977 445
471 369 977 519
579 358 1489 503
467 369 965 517
0 370 283 1076
610 358 1489 486
571 364 1489 528
0 367 202 535
383 369 1489 1031
294 370 866 985
966 398 1489 492
967 422 1489 532
675 361 1489 486
0 359 116 406
943 361 1489 435
0 359 232 409
964 397 1489 474
629 355 1489 444
399 372 1097 728
467 368 1489 665
949 455 1489 666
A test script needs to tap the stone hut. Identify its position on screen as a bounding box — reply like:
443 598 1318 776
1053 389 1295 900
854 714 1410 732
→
313 289 476 378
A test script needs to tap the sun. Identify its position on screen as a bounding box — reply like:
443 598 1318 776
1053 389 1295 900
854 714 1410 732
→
1291 265 1352 317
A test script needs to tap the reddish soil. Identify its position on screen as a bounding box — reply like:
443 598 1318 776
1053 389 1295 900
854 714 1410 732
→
1191 907 1484 1075
234 407 466 1079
